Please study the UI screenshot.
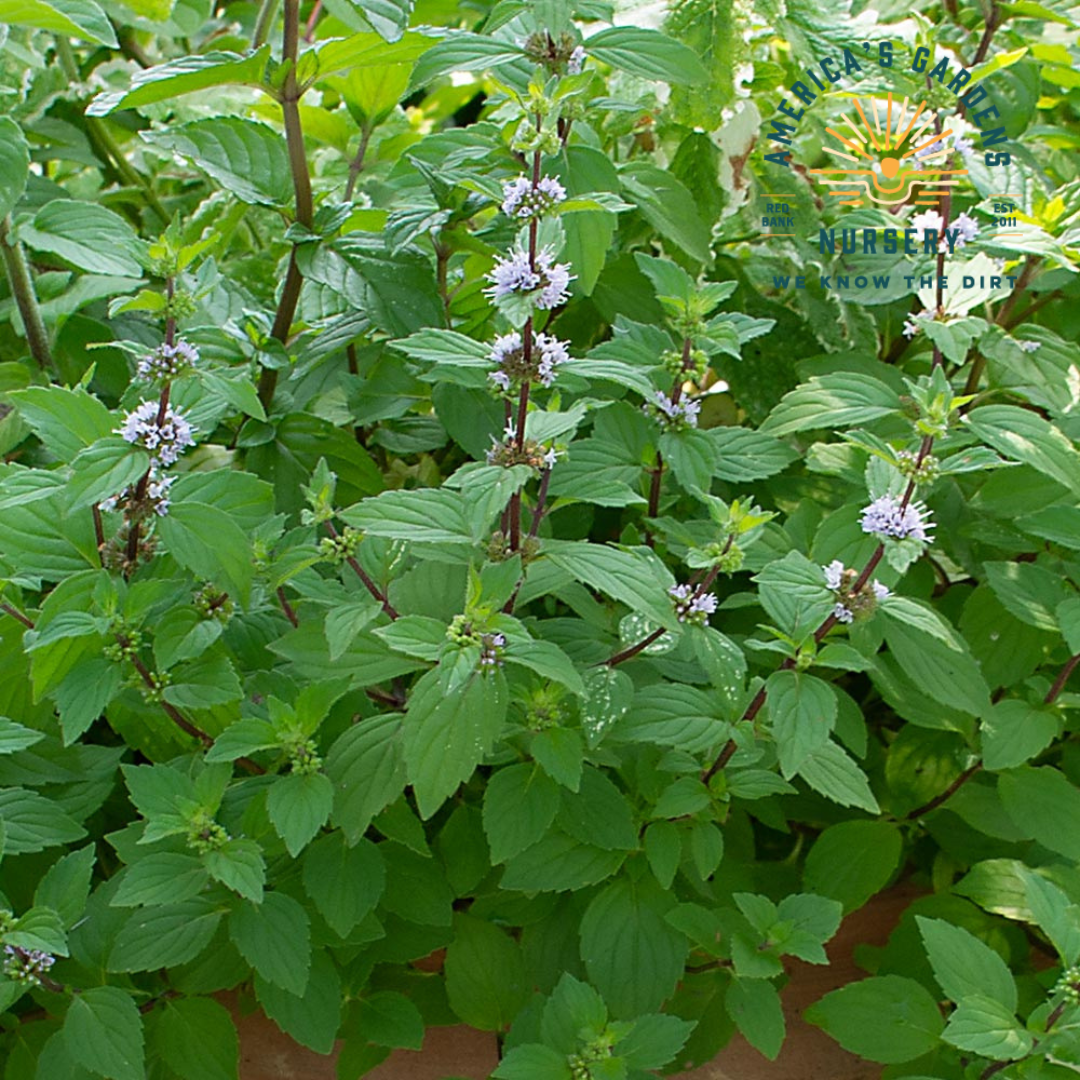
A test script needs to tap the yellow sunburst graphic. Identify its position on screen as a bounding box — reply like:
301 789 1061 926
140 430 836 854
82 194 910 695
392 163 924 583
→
809 92 968 207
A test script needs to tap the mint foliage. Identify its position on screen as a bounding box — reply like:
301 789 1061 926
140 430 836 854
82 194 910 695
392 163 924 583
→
1 1 1079 1077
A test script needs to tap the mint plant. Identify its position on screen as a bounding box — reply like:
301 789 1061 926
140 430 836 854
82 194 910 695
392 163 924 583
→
1 1 1080 1078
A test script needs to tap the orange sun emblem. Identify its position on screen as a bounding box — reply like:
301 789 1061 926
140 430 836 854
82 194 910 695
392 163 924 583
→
809 92 968 207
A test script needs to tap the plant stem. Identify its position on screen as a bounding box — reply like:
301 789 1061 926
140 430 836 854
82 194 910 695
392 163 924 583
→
253 0 281 48
325 521 399 619
605 628 667 667
971 1 1001 66
906 761 983 819
344 124 373 201
0 601 35 629
257 0 313 412
1045 652 1080 704
276 586 299 627
0 215 52 369
304 0 322 41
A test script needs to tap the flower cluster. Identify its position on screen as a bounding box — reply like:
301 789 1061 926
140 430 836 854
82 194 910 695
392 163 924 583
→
100 468 175 519
1016 338 1041 353
896 449 939 484
117 400 196 467
479 632 507 667
860 495 934 543
488 331 569 392
186 809 229 853
3 945 55 987
136 339 199 382
914 133 975 160
501 175 566 220
644 390 701 430
909 209 979 250
485 246 573 309
823 559 890 623
902 305 942 339
568 45 586 74
287 737 323 776
669 583 718 626
485 425 560 470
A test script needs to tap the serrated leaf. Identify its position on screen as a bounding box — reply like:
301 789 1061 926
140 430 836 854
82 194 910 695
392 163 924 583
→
267 772 333 857
942 994 1032 1060
229 892 311 996
108 899 221 971
22 200 144 277
153 997 238 1080
586 26 707 84
916 917 1016 1011
482 762 559 864
444 913 529 1030
63 987 144 1080
111 853 209 908
302 834 384 938
203 839 265 903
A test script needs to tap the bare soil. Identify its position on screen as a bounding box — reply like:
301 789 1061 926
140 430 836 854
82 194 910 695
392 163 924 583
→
232 883 920 1080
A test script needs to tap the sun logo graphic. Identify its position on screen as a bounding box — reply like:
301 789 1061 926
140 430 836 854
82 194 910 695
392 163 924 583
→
809 92 968 208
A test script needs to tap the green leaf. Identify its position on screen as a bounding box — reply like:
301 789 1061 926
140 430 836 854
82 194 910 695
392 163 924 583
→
0 0 117 45
726 977 784 1060
586 26 707 84
87 49 272 116
531 727 583 791
763 374 901 436
111 853 209 907
56 657 122 744
557 766 638 851
644 821 681 889
482 763 559 864
267 772 333 857
444 913 529 1030
402 669 507 819
983 561 1063 632
163 655 243 710
660 429 716 493
302 834 384 938
754 550 835 641
34 846 95 929
108 900 222 971
347 0 414 42
620 162 710 263
803 821 902 913
153 997 238 1080
153 607 225 670
409 33 525 89
805 975 945 1064
22 200 144 277
0 118 30 220
499 832 626 892
325 713 407 843
204 719 279 763
0 716 45 754
142 119 293 206
255 950 341 1054
916 917 1016 1011
707 427 798 482
6 907 67 955
228 892 311 996
63 987 144 1080
10 386 114 461
980 700 1058 771
339 487 473 544
999 765 1080 860
579 877 688 1018
966 405 1080 496
354 991 424 1050
493 1044 572 1080
616 1012 696 1070
543 540 677 630
0 787 86 853
66 438 150 510
1020 870 1080 966
158 502 254 606
941 994 1033 1060
767 670 837 778
797 740 879 813
203 839 266 903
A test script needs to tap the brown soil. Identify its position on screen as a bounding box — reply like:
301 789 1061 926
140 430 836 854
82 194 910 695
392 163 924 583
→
233 883 920 1080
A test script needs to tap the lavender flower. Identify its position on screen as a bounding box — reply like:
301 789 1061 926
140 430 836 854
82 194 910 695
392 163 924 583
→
902 306 940 339
872 581 891 600
100 468 175 518
669 583 718 625
955 134 975 157
487 331 569 392
117 401 196 467
568 45 586 74
644 391 701 430
501 175 567 219
833 602 854 624
479 632 507 667
910 209 943 239
485 246 573 310
1017 339 1041 353
823 559 845 591
860 494 934 543
951 212 979 247
137 339 199 381
3 945 55 986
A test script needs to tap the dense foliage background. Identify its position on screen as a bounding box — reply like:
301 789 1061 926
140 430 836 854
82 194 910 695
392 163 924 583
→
2 0 1080 1076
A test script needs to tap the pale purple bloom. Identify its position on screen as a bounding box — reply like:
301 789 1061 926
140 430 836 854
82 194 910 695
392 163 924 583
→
503 420 517 442
490 332 523 366
872 581 891 600
489 369 512 391
1017 339 1041 353
902 306 939 339
118 401 196 467
485 246 573 309
534 248 573 308
543 446 559 469
487 331 569 392
479 631 506 667
955 134 975 157
910 209 943 238
501 175 566 219
568 45 586 74
860 494 934 543
3 945 55 986
833 602 854 624
101 468 175 518
137 340 199 381
645 391 700 430
823 560 845 591
669 583 717 625
951 212 979 246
